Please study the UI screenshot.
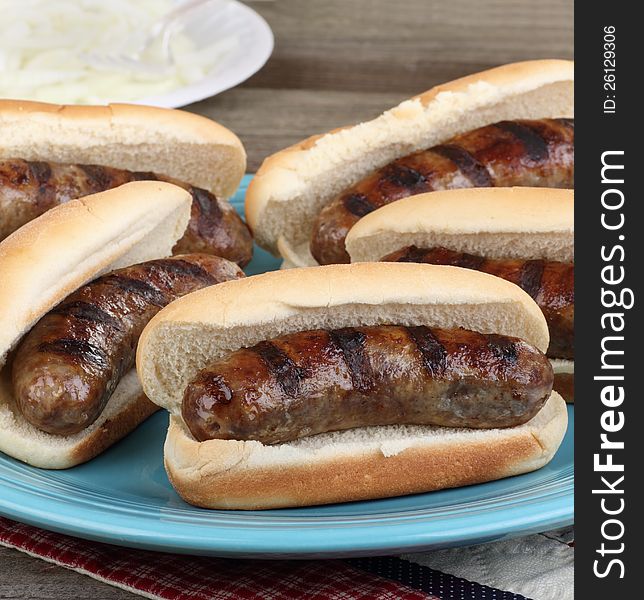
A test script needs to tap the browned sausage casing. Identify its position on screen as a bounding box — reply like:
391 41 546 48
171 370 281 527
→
0 159 253 267
310 118 575 264
13 254 244 436
383 246 574 360
182 325 554 444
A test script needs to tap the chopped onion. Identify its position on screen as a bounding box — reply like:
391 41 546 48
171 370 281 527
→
0 0 239 104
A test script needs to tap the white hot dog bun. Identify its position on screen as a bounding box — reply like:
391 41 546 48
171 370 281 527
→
0 99 246 198
137 263 567 509
346 187 574 263
245 59 574 267
0 181 192 468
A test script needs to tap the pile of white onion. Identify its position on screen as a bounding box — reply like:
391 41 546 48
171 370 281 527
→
0 0 239 104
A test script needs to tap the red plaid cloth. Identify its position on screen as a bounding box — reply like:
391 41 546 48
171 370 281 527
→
0 516 433 600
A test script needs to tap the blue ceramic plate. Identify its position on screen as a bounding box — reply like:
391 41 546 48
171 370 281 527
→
0 176 573 558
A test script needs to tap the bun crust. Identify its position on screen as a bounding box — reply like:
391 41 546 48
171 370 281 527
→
245 59 574 264
0 368 156 469
164 392 567 509
0 182 192 468
346 187 574 263
137 262 550 414
0 99 246 198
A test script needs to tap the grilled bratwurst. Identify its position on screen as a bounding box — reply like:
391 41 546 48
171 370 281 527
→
0 159 253 266
13 254 244 435
183 325 554 444
310 118 574 264
383 246 574 360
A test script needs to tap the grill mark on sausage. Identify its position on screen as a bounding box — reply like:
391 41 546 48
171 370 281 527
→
344 193 376 217
101 275 166 306
494 121 549 162
484 334 519 363
388 246 487 270
431 144 493 186
146 258 218 284
328 328 373 392
50 301 122 330
192 187 223 221
253 341 307 397
448 250 487 270
28 161 52 185
518 260 545 299
37 338 109 368
390 245 430 263
406 326 447 377
382 163 426 188
191 187 226 240
78 164 116 189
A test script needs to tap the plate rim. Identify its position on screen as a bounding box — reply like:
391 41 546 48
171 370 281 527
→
0 407 573 556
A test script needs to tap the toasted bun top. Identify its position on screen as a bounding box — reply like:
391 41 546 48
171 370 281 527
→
137 262 549 414
0 99 246 198
346 187 574 263
245 59 574 263
0 181 192 367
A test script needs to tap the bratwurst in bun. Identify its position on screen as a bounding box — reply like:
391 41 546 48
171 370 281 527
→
0 182 243 468
137 263 567 509
246 59 574 268
0 100 252 265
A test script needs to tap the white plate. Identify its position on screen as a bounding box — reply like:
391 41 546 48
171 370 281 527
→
132 0 273 108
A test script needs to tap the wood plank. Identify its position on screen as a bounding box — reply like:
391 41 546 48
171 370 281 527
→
242 0 573 93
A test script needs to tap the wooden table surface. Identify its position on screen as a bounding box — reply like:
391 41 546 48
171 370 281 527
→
1 0 572 597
